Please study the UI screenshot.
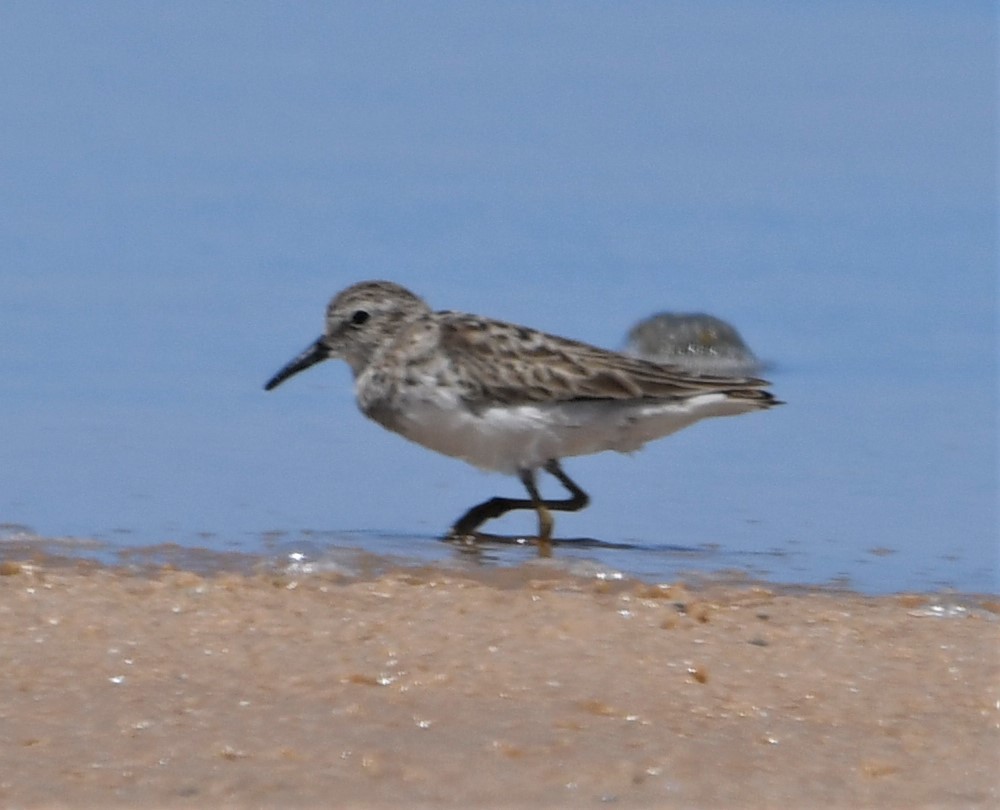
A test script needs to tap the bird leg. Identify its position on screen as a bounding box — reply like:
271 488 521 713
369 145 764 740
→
447 460 591 555
542 459 590 512
518 467 554 556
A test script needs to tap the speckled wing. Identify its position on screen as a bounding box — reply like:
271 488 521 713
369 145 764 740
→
436 313 777 408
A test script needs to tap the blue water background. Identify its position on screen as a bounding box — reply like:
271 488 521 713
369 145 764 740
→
2 4 996 593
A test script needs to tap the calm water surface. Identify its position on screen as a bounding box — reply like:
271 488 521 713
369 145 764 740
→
1 5 995 594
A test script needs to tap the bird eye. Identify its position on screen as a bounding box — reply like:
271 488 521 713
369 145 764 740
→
351 310 370 325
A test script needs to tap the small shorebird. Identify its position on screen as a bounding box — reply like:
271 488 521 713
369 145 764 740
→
265 281 780 553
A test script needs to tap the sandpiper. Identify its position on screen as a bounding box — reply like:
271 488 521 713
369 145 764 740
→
265 281 780 553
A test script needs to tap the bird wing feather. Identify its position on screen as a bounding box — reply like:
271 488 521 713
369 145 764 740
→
435 313 775 407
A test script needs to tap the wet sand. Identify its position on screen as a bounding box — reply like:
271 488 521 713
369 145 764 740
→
1 557 997 808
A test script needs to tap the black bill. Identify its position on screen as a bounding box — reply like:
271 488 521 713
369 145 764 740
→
263 337 329 391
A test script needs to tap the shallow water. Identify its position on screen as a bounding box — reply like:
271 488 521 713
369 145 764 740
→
1 5 996 595
0 520 991 597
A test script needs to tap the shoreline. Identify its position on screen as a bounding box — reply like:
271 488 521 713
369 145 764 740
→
1 557 998 807
0 527 994 598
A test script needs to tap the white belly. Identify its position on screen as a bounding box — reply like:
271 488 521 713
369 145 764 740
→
364 384 758 474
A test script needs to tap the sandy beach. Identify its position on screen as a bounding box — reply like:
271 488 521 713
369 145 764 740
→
1 556 997 808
